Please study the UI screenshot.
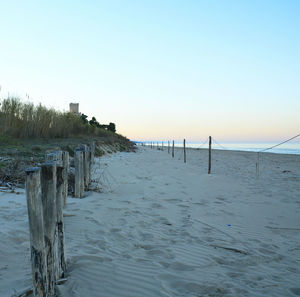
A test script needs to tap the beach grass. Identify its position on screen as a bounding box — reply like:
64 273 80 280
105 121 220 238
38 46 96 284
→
0 97 117 139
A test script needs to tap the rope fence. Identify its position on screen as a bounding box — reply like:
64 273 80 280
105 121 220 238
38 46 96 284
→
141 133 300 176
254 133 300 177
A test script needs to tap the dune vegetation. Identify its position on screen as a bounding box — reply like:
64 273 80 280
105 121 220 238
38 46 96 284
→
0 97 118 139
0 97 134 185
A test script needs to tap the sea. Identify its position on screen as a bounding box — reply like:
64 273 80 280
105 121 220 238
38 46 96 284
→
138 141 300 155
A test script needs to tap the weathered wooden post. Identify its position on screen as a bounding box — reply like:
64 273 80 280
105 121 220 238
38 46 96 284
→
74 149 84 198
90 142 95 164
79 144 90 190
46 150 69 205
256 152 260 177
208 136 212 174
87 146 92 187
161 141 164 151
25 167 48 297
62 151 69 205
56 166 66 279
172 140 175 158
184 139 186 163
168 141 170 154
40 162 57 296
45 151 63 164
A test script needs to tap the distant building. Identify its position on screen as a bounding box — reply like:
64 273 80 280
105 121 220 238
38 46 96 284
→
69 103 79 114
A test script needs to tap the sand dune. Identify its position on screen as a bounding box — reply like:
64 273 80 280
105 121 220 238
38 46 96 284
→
1 147 300 296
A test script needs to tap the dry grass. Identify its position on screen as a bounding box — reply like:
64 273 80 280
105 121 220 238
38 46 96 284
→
0 97 115 138
0 97 136 187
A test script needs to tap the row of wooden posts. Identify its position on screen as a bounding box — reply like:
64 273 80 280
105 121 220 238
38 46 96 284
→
143 136 212 174
25 143 95 297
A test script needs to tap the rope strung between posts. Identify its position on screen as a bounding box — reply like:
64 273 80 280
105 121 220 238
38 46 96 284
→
197 138 209 148
256 133 300 177
212 138 229 150
257 133 300 153
150 133 299 177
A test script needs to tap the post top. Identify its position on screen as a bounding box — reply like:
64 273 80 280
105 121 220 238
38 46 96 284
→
25 167 41 175
40 161 56 167
75 147 85 152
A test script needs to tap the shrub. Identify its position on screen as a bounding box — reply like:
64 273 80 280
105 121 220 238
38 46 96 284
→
0 97 116 139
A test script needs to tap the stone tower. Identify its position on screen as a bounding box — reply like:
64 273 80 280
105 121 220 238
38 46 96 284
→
69 103 79 114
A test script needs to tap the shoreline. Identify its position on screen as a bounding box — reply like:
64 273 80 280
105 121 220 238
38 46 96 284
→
143 144 300 157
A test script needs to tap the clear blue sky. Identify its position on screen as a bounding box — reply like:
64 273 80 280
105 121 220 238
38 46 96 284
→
0 0 299 142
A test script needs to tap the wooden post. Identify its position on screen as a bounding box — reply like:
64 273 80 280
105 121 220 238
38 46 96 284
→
208 136 212 174
85 146 90 189
157 142 159 149
79 145 90 190
256 152 260 177
88 146 92 185
168 141 170 154
172 140 174 158
56 166 66 279
90 142 95 164
40 162 57 296
183 139 186 163
74 149 84 198
46 150 69 205
161 141 164 151
62 151 69 206
45 151 63 165
25 167 48 297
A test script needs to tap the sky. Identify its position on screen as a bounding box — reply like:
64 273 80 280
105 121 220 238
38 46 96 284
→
0 0 299 142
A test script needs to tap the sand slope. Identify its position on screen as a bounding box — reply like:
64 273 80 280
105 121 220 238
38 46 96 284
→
1 147 300 296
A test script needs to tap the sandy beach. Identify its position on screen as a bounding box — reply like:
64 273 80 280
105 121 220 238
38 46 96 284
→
1 146 300 297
